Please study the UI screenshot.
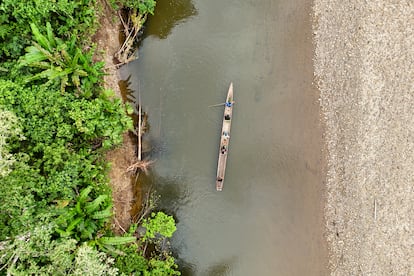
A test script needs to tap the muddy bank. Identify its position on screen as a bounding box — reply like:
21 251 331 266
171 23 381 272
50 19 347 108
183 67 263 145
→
93 1 137 233
314 1 413 275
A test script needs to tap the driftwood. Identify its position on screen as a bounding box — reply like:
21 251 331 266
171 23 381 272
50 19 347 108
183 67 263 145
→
130 186 155 256
133 186 157 225
126 87 152 176
127 104 153 176
126 159 154 175
115 9 147 66
137 91 142 161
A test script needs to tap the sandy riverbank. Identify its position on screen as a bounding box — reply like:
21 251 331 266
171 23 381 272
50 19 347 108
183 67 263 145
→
313 1 413 275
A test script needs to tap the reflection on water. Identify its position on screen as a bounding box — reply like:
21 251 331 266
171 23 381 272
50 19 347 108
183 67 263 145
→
150 174 188 216
138 170 197 275
143 0 197 39
204 257 235 276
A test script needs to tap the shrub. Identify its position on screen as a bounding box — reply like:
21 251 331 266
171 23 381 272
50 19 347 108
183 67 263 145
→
55 186 113 241
146 255 180 276
114 243 149 274
113 243 181 276
72 243 119 276
119 0 156 14
0 224 78 275
0 0 98 60
0 79 131 238
0 226 122 275
142 212 177 241
0 109 25 177
0 79 132 169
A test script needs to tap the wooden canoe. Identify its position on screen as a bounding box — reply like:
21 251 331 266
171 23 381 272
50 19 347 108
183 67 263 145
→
216 82 234 191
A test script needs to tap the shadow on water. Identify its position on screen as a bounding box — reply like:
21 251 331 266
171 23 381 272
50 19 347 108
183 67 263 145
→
119 76 135 104
178 257 236 276
151 173 235 276
141 170 197 276
143 0 197 39
176 255 196 276
151 175 184 215
119 72 198 276
203 256 237 276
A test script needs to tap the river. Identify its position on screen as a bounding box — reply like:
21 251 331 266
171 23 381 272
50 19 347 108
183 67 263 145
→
120 0 328 275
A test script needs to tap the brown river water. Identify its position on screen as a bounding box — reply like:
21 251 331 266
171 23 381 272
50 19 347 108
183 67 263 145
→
120 0 328 275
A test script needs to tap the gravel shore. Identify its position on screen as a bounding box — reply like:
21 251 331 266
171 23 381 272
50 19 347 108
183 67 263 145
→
313 1 413 275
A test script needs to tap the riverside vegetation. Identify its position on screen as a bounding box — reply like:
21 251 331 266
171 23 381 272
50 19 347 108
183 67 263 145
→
0 0 180 275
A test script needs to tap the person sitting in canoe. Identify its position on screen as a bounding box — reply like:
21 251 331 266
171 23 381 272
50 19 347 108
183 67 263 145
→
225 114 231 120
225 101 233 107
221 145 227 154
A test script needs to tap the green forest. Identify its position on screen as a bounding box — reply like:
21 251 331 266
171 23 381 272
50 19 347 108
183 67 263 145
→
0 0 180 275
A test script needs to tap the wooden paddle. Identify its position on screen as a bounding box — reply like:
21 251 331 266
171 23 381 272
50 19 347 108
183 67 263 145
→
208 101 235 108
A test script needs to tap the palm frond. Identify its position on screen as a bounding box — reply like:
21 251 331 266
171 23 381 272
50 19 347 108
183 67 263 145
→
78 186 93 203
19 46 47 65
91 206 113 220
98 236 136 246
30 23 52 51
84 195 109 214
46 22 56 48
